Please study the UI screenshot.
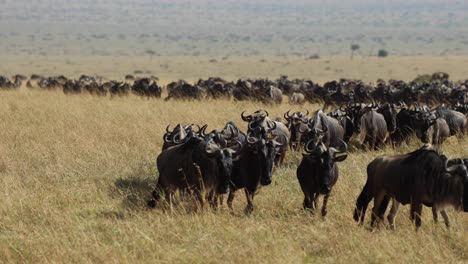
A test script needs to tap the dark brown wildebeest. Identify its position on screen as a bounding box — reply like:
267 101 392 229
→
148 129 241 209
284 110 310 150
353 147 468 230
297 140 348 216
227 130 283 214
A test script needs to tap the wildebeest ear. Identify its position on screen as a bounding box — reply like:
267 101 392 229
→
333 154 348 162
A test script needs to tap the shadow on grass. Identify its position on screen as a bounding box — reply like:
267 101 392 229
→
112 172 156 211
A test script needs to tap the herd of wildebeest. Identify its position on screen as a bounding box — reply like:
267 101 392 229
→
148 103 467 230
1 72 468 111
2 72 468 230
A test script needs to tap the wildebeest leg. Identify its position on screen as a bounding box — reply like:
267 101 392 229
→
303 193 313 211
411 202 423 230
244 189 255 214
227 190 236 210
312 193 320 212
440 209 450 228
147 181 163 208
206 191 218 210
321 193 330 217
387 199 399 230
193 189 204 211
371 192 386 227
432 207 439 223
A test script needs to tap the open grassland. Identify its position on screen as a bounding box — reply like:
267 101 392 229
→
0 89 467 263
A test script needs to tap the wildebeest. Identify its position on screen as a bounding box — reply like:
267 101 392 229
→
284 110 310 150
289 92 306 105
297 140 348 216
435 105 467 136
227 130 283 213
241 110 289 165
148 129 241 209
357 105 388 150
391 107 450 149
307 109 345 150
327 109 354 144
353 147 468 230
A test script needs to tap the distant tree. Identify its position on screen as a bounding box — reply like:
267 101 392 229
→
377 49 389 58
145 49 156 61
350 44 360 60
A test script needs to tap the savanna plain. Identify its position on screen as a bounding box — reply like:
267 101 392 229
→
0 57 468 263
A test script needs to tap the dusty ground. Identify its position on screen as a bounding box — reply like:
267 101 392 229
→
0 83 467 262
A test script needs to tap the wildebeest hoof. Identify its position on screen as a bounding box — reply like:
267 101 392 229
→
147 199 157 208
244 206 254 215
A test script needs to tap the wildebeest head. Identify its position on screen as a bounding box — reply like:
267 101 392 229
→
412 109 437 143
162 124 196 149
307 110 329 148
204 132 243 193
303 140 348 193
377 103 401 133
443 158 468 183
342 102 365 133
246 132 282 185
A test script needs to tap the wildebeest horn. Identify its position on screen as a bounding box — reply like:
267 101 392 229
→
303 109 309 116
241 111 252 122
329 140 348 157
199 124 208 137
284 110 291 120
173 130 193 145
165 124 171 134
267 121 277 131
246 132 260 145
304 140 325 156
264 110 269 117
163 133 171 143
443 158 465 174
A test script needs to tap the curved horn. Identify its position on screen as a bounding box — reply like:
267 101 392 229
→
246 132 260 145
304 109 309 116
284 110 291 120
199 124 208 137
444 158 464 173
241 111 252 122
165 124 171 134
267 121 277 131
329 140 348 157
264 110 269 117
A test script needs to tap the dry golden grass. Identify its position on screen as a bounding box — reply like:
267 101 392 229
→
0 89 467 263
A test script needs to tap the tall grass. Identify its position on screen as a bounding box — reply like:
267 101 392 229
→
0 90 467 263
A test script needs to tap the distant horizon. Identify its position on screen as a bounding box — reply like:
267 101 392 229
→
1 0 468 57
